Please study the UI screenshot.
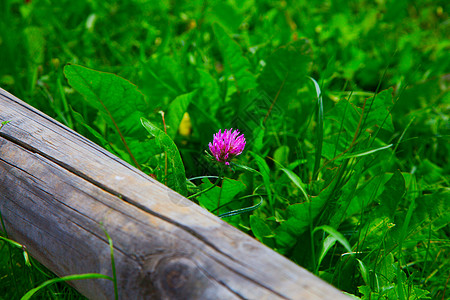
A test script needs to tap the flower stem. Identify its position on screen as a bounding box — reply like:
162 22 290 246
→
215 175 224 215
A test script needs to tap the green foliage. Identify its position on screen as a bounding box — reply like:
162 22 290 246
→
378 170 406 217
1 0 448 299
257 38 312 109
166 91 196 139
141 117 187 196
0 120 10 130
198 177 246 214
64 64 151 168
250 215 275 242
213 23 257 92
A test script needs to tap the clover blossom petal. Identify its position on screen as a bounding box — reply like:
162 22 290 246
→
208 128 246 165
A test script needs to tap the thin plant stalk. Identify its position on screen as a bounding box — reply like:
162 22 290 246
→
100 224 119 300
309 76 324 181
215 167 225 215
160 111 169 186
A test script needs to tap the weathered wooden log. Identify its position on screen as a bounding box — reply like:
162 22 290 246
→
0 87 350 299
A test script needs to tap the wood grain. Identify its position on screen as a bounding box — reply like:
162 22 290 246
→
0 87 350 299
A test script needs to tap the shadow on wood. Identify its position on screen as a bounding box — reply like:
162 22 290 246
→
0 88 350 299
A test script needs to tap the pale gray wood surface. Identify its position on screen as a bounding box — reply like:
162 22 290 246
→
0 87 350 299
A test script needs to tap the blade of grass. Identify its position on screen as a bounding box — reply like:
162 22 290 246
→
100 224 118 300
20 273 113 300
188 176 220 181
0 235 23 248
309 76 324 180
230 162 262 175
280 167 317 273
316 235 337 272
218 196 263 218
313 225 352 254
280 168 309 203
250 152 274 215
356 258 370 286
336 144 393 160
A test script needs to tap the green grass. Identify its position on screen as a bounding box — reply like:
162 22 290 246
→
1 0 449 299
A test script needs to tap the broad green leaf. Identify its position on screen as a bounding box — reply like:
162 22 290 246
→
411 190 450 231
379 170 405 217
198 177 246 213
196 68 221 115
326 98 360 141
322 132 351 160
275 194 327 249
213 23 257 92
313 225 352 253
70 106 114 153
286 195 327 221
250 126 266 154
140 56 186 108
208 2 244 33
360 217 391 249
64 64 152 167
64 65 149 131
329 167 363 228
274 217 305 251
345 174 391 217
141 117 187 196
407 287 431 300
358 285 373 300
326 89 395 147
361 88 395 132
418 159 444 185
250 215 274 241
257 39 312 109
273 145 290 169
166 90 196 138
188 102 222 143
378 252 396 286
